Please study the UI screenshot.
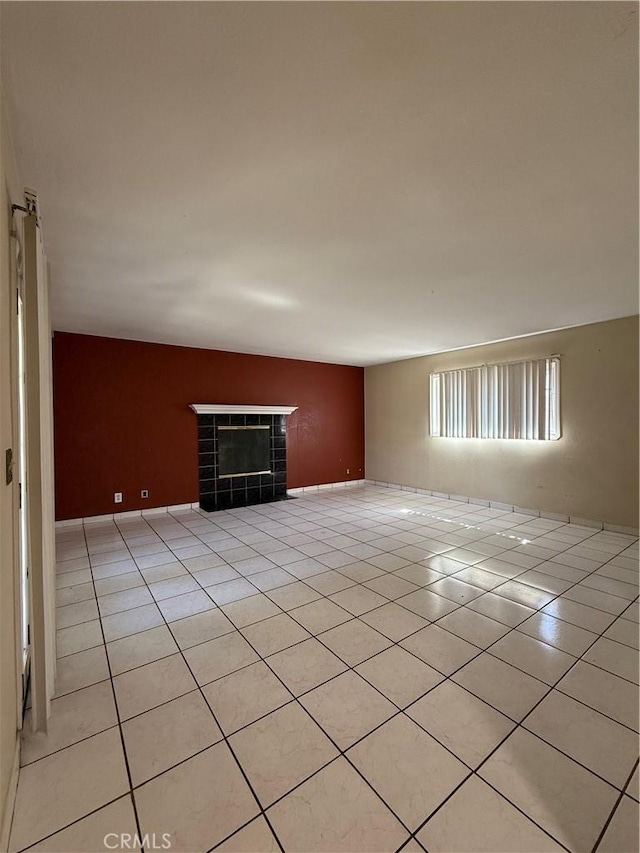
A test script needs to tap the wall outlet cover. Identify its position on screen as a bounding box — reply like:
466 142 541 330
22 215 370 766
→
141 489 149 498
114 492 123 503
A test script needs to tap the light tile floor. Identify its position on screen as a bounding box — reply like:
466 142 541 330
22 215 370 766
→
9 485 640 852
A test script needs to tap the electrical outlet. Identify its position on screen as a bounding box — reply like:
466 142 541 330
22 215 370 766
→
141 489 149 499
346 468 350 475
114 492 123 504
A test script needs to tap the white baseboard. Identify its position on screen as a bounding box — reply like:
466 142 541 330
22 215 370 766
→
362 480 639 536
287 479 366 495
55 485 369 528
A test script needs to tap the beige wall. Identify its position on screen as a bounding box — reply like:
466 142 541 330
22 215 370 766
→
0 81 20 846
365 316 639 528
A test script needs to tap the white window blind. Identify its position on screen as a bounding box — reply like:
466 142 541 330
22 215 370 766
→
429 357 560 440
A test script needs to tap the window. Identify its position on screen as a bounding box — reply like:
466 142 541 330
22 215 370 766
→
429 357 560 440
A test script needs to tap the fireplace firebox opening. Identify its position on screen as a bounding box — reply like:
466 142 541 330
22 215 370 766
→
218 425 271 478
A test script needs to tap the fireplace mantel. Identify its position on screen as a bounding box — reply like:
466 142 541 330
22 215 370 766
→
190 404 298 416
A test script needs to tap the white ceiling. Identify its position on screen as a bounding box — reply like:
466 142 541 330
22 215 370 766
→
1 2 637 366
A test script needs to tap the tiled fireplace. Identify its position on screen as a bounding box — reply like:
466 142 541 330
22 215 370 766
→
191 404 297 512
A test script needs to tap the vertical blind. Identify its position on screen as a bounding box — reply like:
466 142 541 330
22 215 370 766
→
430 357 560 440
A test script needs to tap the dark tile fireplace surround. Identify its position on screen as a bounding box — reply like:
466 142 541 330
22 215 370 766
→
196 411 290 512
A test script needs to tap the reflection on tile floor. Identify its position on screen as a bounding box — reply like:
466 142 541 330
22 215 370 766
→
10 485 640 852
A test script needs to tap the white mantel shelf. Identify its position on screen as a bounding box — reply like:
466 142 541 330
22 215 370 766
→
190 404 298 416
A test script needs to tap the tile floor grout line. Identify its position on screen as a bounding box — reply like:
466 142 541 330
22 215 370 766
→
113 520 290 853
12 794 140 853
153 527 430 843
406 762 574 853
170 513 634 847
58 505 640 740
207 632 421 843
79 506 623 582
184 502 518 574
343 548 640 743
79 520 147 853
62 502 636 696
270 498 638 847
456 548 637 740
18 536 147 852
203 517 623 654
591 758 640 853
418 539 638 671
362 508 640 848
76 518 636 630
139 515 445 843
449 581 638 846
46 488 638 852
52 583 639 743
48 581 636 798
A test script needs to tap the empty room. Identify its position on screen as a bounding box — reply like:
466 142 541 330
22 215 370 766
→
0 2 638 852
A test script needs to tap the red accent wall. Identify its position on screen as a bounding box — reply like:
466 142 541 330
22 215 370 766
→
52 333 365 520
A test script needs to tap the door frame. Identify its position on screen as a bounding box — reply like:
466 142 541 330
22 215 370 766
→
21 208 55 732
9 214 30 722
